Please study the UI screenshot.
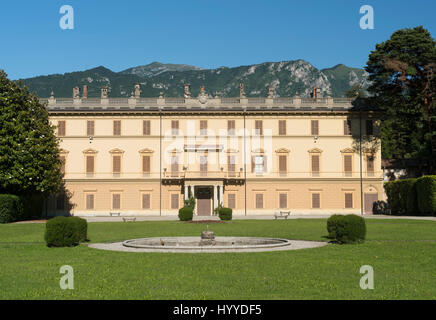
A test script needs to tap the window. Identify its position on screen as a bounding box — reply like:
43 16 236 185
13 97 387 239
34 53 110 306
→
344 155 352 177
255 193 264 209
255 120 263 135
142 155 151 174
142 194 151 209
143 120 151 135
311 154 320 176
171 194 179 209
200 120 208 135
228 194 236 209
228 155 236 177
252 156 266 175
171 120 179 135
279 120 286 135
311 120 319 136
57 121 66 136
312 193 320 209
86 155 95 174
87 120 95 136
200 156 208 176
60 156 66 174
367 155 374 176
279 193 287 209
366 120 373 135
227 120 235 135
279 155 287 175
113 120 121 136
112 194 121 210
112 155 121 174
56 194 65 210
344 120 351 135
345 193 353 208
171 156 179 177
86 194 94 210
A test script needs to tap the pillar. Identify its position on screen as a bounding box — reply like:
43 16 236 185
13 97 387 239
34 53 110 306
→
219 185 223 206
213 185 218 210
184 185 189 201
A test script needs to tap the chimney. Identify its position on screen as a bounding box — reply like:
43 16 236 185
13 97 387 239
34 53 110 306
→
312 86 317 99
82 85 88 99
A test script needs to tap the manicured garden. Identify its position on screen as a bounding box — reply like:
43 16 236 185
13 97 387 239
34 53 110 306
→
0 218 435 299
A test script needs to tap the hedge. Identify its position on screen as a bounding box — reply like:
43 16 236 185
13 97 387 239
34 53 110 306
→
44 216 88 247
218 207 232 221
0 194 24 223
326 214 366 244
20 194 44 220
415 175 436 215
384 178 418 215
178 207 193 221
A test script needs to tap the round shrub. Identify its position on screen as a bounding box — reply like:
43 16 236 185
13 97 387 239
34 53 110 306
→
69 216 88 242
0 194 24 223
44 216 81 247
178 207 193 221
326 214 366 244
218 207 232 221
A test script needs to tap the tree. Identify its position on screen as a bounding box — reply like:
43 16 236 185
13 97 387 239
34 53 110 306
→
0 70 63 196
365 26 436 173
345 84 366 98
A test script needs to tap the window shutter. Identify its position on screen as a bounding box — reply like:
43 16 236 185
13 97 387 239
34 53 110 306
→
367 156 374 175
228 194 236 209
171 194 179 209
312 193 320 208
263 156 267 173
113 120 121 135
311 120 319 135
279 194 287 209
86 194 94 210
57 121 66 136
200 156 208 175
112 194 121 210
86 156 94 173
311 155 320 173
87 120 95 136
113 155 121 173
279 120 286 135
251 156 255 173
255 194 263 209
344 120 351 135
255 120 263 135
171 120 179 134
143 120 151 135
143 156 150 173
142 194 150 209
344 155 352 174
171 156 179 176
200 120 207 135
345 193 353 208
228 156 235 176
279 155 287 173
60 156 66 174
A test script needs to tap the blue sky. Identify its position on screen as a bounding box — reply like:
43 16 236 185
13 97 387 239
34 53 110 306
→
0 0 435 79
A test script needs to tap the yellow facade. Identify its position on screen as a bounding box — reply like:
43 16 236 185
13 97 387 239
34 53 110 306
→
45 90 382 216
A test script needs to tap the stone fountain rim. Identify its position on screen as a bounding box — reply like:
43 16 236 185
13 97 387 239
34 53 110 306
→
122 236 292 251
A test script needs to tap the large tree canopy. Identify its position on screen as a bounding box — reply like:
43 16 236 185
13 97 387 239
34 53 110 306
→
365 26 436 173
0 70 63 195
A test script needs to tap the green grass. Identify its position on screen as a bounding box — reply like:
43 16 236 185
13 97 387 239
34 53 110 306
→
0 219 435 299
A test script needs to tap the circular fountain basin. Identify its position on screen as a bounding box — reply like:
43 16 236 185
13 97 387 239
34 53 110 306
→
123 236 292 252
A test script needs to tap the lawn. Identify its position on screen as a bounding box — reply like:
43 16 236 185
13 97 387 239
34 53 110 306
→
0 219 435 299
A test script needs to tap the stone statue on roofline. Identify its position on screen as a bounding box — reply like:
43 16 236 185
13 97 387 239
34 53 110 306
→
184 84 191 99
239 83 246 98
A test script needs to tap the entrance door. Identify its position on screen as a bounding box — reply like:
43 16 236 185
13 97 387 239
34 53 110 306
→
196 187 211 216
364 193 378 214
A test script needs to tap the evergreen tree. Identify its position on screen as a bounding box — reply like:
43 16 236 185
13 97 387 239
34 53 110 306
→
365 26 436 173
0 70 63 195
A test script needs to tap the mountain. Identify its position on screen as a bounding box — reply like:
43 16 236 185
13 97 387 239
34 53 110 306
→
20 60 369 98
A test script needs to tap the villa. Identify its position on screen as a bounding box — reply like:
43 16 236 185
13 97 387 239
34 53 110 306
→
43 84 382 216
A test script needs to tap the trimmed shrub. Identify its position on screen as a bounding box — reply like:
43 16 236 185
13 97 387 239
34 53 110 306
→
178 207 193 221
0 194 24 223
218 207 232 221
372 200 390 215
326 214 366 244
69 216 88 242
415 175 436 216
384 178 418 215
44 216 81 247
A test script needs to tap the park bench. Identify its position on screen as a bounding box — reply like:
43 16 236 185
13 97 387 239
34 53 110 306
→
274 210 291 219
122 217 136 222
